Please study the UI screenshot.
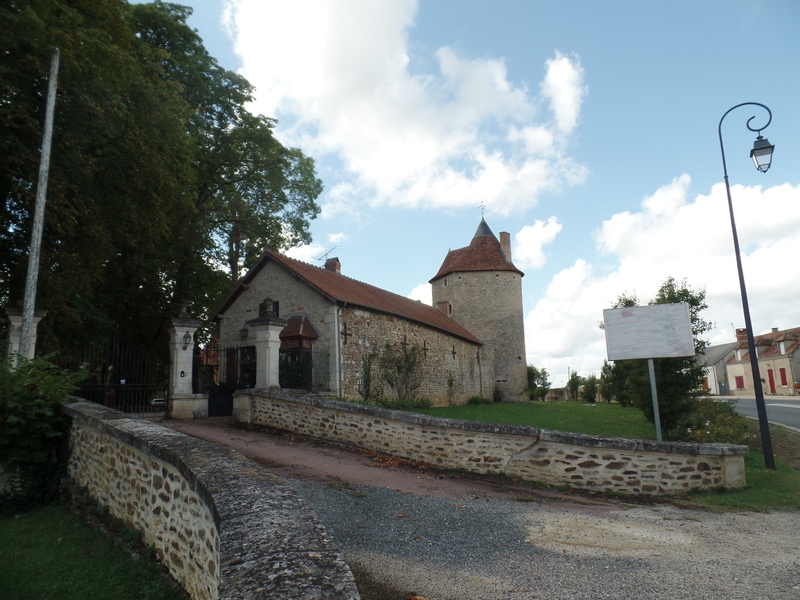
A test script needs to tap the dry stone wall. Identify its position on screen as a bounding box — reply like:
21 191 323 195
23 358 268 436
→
64 401 360 600
237 390 747 495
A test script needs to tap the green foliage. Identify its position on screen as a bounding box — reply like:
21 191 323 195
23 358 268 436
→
678 398 753 446
566 371 583 401
604 278 712 438
357 352 377 402
0 356 85 508
374 397 433 411
1 0 322 357
580 374 599 403
378 343 423 400
527 365 551 400
467 396 493 405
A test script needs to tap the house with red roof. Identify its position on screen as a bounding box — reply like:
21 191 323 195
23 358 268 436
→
213 219 528 404
725 327 800 396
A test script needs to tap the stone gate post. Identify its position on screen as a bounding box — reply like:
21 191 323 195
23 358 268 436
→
246 298 287 389
5 307 46 368
166 308 206 419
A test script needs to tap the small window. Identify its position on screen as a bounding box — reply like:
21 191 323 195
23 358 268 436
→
735 375 745 389
780 368 788 387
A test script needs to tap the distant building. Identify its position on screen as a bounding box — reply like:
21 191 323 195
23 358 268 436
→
725 327 800 396
698 341 737 395
213 219 528 404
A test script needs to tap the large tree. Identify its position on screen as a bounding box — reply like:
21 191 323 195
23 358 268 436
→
1 0 322 355
603 278 712 437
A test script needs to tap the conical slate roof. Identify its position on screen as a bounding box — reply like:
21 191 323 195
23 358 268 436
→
429 219 523 282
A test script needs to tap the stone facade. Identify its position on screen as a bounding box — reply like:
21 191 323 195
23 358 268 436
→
339 306 489 404
217 259 339 392
64 401 360 600
432 269 526 401
236 389 747 495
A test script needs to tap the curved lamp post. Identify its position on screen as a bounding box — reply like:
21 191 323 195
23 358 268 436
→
718 102 775 469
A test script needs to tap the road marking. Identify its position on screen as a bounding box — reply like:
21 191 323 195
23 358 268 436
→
766 403 800 409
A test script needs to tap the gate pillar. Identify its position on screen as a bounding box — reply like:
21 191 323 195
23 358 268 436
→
166 309 205 419
247 298 287 389
5 307 46 368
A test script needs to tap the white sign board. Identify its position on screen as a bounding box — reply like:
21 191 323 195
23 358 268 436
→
603 303 695 360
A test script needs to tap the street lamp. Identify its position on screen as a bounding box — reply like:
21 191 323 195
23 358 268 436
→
718 102 775 469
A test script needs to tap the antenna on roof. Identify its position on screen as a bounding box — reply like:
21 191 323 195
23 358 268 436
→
315 246 338 262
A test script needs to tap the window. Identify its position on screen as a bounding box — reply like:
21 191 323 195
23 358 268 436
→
735 375 745 389
780 368 788 387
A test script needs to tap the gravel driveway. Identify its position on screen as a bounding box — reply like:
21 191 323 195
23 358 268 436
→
165 419 800 600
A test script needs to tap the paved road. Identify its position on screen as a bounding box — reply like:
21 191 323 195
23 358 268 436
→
164 418 800 600
728 396 800 430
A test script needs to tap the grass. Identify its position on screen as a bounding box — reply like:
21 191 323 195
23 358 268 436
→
0 503 188 600
416 400 658 440
414 400 800 512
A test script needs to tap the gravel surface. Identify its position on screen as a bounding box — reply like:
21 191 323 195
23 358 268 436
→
165 419 800 600
292 481 800 600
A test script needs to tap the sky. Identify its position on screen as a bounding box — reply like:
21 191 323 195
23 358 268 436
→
163 0 799 386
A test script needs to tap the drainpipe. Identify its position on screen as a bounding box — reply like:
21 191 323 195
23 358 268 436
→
477 347 483 397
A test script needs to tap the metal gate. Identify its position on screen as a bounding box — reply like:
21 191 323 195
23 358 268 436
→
279 348 329 392
56 335 169 417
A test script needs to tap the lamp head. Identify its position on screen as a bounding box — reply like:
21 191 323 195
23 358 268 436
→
750 135 775 173
183 331 192 346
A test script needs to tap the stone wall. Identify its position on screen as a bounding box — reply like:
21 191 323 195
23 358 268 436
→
432 270 528 402
236 390 747 495
64 401 360 600
339 306 486 405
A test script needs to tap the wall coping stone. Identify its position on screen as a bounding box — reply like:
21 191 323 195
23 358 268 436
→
243 388 749 457
64 400 360 599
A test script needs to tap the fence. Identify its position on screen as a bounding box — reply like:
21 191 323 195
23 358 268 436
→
54 334 168 417
279 348 329 392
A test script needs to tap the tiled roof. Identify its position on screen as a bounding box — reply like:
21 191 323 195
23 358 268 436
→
697 342 736 367
214 251 481 345
727 326 800 363
429 220 523 282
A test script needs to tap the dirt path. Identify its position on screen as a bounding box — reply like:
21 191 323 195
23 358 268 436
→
162 417 614 509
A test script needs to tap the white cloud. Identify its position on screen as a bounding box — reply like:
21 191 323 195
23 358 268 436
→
514 217 562 270
328 232 347 244
540 51 587 135
227 0 588 216
408 283 432 305
285 242 327 264
526 179 800 387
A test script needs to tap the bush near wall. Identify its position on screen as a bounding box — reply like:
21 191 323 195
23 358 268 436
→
0 356 84 510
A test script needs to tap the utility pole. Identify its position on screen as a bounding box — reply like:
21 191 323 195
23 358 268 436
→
18 48 59 360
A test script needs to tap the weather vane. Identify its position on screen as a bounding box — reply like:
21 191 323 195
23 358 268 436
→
479 201 486 217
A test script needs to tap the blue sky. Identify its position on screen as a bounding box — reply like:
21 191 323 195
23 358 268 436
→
171 0 799 386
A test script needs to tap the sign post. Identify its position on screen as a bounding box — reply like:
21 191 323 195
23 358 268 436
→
603 303 695 441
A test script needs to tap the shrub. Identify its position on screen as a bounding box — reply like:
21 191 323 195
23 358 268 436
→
378 343 423 400
375 397 432 411
677 398 753 446
0 356 85 510
467 396 493 405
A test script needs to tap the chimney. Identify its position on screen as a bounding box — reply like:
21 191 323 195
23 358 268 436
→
771 327 779 334
735 328 748 342
324 257 341 274
499 232 512 262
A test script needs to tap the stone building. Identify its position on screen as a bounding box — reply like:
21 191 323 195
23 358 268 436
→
430 218 528 402
213 219 527 405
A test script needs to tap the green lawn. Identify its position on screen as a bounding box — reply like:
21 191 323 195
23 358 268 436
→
417 400 658 440
415 401 800 511
0 503 188 600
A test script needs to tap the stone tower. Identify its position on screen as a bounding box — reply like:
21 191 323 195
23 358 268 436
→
430 219 529 402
